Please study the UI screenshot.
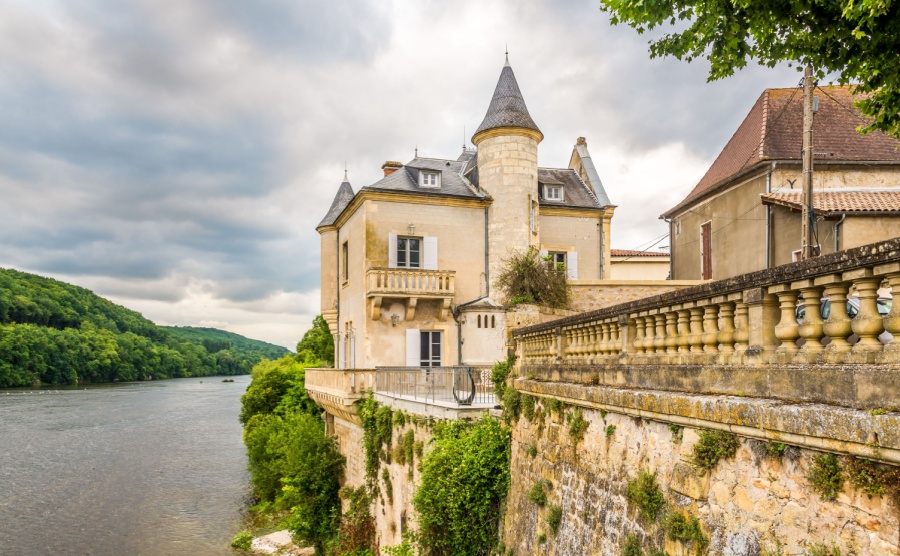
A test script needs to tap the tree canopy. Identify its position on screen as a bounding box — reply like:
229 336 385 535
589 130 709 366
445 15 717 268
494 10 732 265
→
599 0 900 137
296 315 334 367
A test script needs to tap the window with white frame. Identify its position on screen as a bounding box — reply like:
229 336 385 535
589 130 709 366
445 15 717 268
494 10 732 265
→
420 171 440 188
548 251 567 271
396 236 421 268
406 329 442 367
544 185 563 201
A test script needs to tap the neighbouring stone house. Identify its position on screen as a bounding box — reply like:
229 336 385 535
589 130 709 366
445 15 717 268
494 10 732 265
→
315 55 616 371
609 248 670 280
663 85 900 281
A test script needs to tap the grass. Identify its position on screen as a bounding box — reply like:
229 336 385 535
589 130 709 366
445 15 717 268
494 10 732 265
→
528 480 548 507
626 470 666 522
546 504 562 534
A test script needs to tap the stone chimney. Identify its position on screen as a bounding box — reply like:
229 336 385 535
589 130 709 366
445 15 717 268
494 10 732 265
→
382 161 403 177
576 136 587 146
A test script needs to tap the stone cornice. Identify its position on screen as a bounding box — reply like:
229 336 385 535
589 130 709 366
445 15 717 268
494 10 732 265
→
472 126 544 146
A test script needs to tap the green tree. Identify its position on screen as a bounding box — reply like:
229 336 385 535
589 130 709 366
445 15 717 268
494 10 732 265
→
239 355 320 424
599 0 900 137
296 315 334 367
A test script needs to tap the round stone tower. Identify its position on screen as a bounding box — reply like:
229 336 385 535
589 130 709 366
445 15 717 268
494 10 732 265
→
472 55 543 294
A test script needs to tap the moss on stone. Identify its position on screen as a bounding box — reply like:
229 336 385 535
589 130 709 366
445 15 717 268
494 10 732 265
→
692 429 739 469
807 453 844 500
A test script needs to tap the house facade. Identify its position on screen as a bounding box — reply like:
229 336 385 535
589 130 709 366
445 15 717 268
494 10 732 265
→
316 57 615 370
663 86 900 281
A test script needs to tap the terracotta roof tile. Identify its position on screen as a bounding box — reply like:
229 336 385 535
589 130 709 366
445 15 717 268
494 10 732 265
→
760 191 900 215
665 86 900 217
610 249 669 257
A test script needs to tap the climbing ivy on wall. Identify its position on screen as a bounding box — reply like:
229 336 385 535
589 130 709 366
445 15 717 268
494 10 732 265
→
413 417 511 556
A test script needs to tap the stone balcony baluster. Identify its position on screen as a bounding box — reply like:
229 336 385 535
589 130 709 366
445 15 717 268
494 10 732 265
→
881 271 900 352
772 287 800 353
850 274 885 352
632 316 646 354
598 322 610 355
821 279 853 353
642 314 655 354
664 312 678 354
733 302 749 354
609 321 621 354
702 304 720 354
688 307 704 354
796 282 825 353
717 301 735 354
676 309 691 353
653 314 667 354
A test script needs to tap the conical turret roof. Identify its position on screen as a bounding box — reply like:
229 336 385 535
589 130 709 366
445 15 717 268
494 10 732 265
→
473 58 541 141
317 174 355 229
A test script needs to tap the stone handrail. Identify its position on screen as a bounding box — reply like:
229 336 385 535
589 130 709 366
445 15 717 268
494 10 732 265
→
305 368 375 424
513 237 900 371
366 268 455 297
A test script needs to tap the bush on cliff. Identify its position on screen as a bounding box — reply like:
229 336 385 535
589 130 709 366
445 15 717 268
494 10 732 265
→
239 355 321 424
413 417 511 556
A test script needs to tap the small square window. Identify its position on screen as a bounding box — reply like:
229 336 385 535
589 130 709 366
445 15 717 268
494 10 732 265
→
420 171 440 188
544 185 562 201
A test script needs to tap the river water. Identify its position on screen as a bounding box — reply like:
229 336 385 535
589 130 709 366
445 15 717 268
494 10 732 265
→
0 376 251 556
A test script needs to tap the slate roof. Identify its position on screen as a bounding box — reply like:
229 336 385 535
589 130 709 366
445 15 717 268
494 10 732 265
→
538 168 602 209
610 249 669 257
664 86 900 217
573 141 612 207
317 178 355 228
473 60 541 139
760 191 900 215
362 157 483 199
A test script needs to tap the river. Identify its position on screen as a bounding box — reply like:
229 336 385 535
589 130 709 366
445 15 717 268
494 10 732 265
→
0 376 251 556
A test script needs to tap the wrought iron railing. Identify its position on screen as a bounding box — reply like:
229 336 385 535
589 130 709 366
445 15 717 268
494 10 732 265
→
376 366 495 406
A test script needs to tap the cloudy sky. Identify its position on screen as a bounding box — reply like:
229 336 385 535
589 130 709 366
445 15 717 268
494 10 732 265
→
0 0 799 349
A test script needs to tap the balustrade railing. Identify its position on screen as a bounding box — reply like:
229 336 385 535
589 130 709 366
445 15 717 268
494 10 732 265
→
376 366 495 406
367 268 455 297
515 238 900 367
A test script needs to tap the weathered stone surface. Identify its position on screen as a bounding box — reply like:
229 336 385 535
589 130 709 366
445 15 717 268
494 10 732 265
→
669 461 710 500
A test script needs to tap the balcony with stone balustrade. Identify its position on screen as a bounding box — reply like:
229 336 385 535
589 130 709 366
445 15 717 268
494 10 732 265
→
366 267 455 321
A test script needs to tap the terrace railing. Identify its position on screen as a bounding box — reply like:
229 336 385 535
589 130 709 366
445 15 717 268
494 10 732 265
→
376 366 495 406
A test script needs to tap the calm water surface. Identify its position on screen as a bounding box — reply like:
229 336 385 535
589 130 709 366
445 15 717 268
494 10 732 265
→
0 376 251 556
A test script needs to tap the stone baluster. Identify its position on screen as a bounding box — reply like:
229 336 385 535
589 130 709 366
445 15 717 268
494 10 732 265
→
717 301 735 354
849 272 885 352
676 309 691 353
795 281 825 352
818 278 853 353
733 302 749 353
877 266 900 352
702 304 720 354
597 322 609 355
654 314 667 354
688 306 704 354
632 316 646 354
610 321 621 354
664 311 679 355
771 285 800 353
642 314 655 354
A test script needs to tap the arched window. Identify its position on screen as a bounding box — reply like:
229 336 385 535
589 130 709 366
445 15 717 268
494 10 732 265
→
491 315 496 328
477 315 481 328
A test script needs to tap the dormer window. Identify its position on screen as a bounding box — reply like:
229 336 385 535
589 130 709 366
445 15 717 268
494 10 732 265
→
420 171 440 188
544 185 563 201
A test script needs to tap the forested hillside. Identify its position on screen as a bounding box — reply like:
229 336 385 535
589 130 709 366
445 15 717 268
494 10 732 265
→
0 268 290 387
163 326 289 370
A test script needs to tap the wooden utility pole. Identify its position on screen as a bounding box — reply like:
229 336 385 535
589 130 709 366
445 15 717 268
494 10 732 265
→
801 65 816 260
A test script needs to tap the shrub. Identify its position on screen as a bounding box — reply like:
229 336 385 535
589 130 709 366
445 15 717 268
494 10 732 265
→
567 408 589 443
502 387 521 423
606 424 616 438
393 410 407 428
626 470 666 522
692 429 740 469
846 456 900 498
807 453 845 500
230 530 252 550
806 542 842 556
414 440 424 461
382 468 394 505
668 423 682 443
528 480 548 506
622 533 643 556
495 247 570 309
375 405 394 448
766 442 787 457
537 532 547 544
491 357 514 399
527 444 538 458
329 486 375 556
547 398 564 415
547 504 563 534
662 510 708 549
239 356 321 424
522 394 535 420
413 418 511 556
381 532 418 556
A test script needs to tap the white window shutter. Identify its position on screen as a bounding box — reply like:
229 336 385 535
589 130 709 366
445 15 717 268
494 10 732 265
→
405 329 420 367
567 251 578 280
388 232 397 268
423 236 438 270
